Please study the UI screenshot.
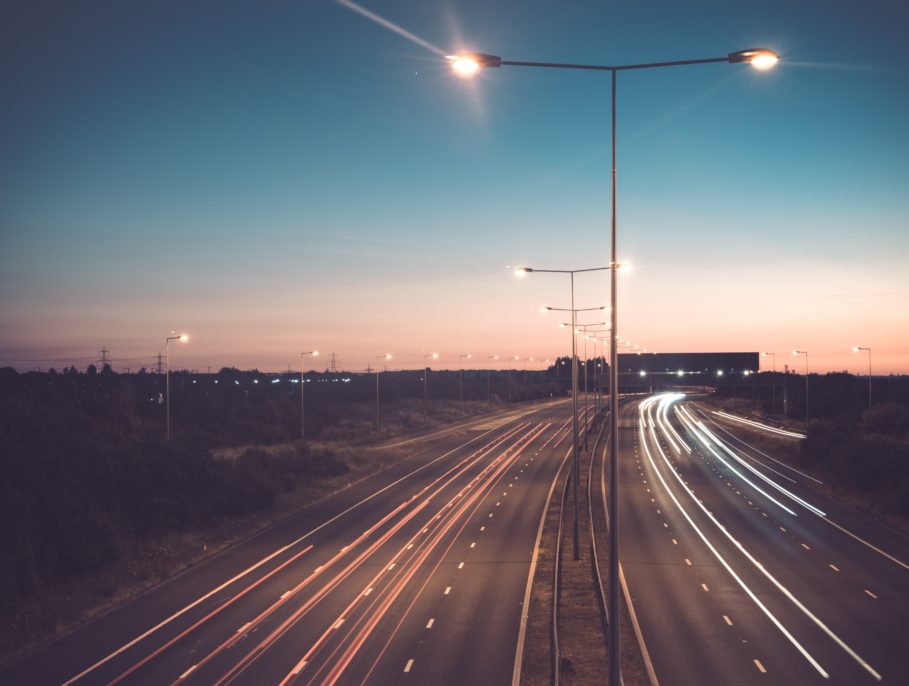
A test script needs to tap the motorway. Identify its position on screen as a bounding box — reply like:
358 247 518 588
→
1 400 580 686
618 394 909 685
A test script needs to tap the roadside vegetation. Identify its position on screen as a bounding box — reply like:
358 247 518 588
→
0 365 564 663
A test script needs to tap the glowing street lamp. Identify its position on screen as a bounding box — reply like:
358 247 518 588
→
423 352 439 419
459 353 472 413
375 353 392 430
793 350 810 420
300 350 319 441
853 346 872 407
457 48 777 685
165 333 189 441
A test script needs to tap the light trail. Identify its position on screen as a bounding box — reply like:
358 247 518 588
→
712 410 806 439
643 395 883 681
334 0 446 56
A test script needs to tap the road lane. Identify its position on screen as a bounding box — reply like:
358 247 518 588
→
1 400 572 686
620 393 909 686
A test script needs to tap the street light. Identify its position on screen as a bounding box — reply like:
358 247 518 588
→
853 346 872 407
423 352 439 419
793 350 809 420
300 350 319 441
470 49 778 686
526 264 612 562
459 353 472 412
165 333 189 441
375 353 392 430
486 354 498 403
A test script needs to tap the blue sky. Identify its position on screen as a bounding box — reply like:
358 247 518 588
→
1 0 907 373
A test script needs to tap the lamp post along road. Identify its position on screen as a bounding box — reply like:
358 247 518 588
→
519 264 610 561
165 334 188 441
375 353 392 430
458 353 471 413
462 47 778 686
853 346 872 407
423 352 438 419
300 350 319 441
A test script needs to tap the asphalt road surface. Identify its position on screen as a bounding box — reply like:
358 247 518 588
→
619 394 909 686
2 400 579 686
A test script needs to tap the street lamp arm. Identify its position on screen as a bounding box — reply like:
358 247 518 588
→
502 56 729 71
525 266 612 274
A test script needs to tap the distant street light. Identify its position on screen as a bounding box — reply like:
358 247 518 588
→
520 264 612 561
853 346 872 408
458 48 777 686
300 350 319 441
375 353 392 430
459 353 472 412
165 333 189 441
423 352 439 419
793 350 810 420
486 354 498 403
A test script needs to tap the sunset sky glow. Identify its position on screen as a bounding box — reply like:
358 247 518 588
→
2 0 907 374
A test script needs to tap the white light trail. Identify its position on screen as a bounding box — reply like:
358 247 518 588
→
335 0 446 56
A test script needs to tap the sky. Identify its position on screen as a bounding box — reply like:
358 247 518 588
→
1 0 907 374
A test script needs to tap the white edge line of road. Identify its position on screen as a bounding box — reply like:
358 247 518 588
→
511 444 573 686
604 403 659 686
619 562 659 686
62 413 524 685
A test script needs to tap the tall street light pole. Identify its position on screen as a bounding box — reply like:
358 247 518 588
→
165 333 189 441
486 354 498 403
456 47 778 686
300 350 319 441
423 352 439 419
375 353 392 430
793 350 810 420
459 353 472 412
518 265 611 561
853 346 872 407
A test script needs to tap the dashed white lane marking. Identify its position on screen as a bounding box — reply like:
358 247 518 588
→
489 513 494 518
656 509 661 514
333 618 345 629
444 586 452 595
685 558 692 566
404 659 414 673
723 615 733 626
237 622 251 633
180 665 197 679
780 527 787 533
364 587 373 596
829 564 840 572
496 502 501 507
470 541 476 548
341 545 349 552
407 544 413 550
762 512 768 518
388 563 396 570
480 526 485 531
291 660 308 675
458 562 464 569
280 591 292 599
801 543 811 550
701 583 710 593
663 522 669 529
754 658 767 673
672 539 678 545
865 589 878 599
426 618 434 629
650 498 656 503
